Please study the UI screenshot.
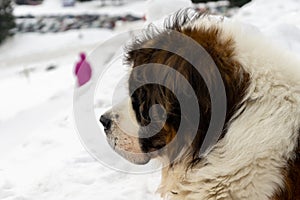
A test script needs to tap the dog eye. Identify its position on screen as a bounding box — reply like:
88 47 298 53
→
139 103 148 118
131 95 136 103
131 92 139 103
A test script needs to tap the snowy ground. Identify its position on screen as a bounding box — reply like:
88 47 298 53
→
0 0 300 200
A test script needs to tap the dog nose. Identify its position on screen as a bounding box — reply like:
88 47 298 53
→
100 115 112 130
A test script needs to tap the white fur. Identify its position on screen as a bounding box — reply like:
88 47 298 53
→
158 17 300 200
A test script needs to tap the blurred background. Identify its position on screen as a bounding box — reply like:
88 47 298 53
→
0 0 300 199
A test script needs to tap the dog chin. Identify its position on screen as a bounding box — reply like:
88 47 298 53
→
126 154 151 165
105 136 151 165
113 146 151 165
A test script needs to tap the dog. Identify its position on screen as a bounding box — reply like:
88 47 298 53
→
100 10 300 200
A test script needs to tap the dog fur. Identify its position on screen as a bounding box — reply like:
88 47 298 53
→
101 10 300 200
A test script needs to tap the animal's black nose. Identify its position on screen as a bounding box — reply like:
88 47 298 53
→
100 115 112 131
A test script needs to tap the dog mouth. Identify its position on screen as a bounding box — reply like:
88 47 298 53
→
105 130 151 165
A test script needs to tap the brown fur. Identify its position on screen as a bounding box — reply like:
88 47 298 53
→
126 11 250 165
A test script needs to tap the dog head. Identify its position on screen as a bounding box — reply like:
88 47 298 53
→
100 10 250 167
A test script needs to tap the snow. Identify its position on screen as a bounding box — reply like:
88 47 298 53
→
1 0 300 199
0 29 114 69
145 0 192 22
233 0 300 54
0 29 114 120
234 0 300 30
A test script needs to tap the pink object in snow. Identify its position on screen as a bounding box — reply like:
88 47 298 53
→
75 53 92 87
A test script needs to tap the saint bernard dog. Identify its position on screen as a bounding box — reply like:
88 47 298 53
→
100 9 300 200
